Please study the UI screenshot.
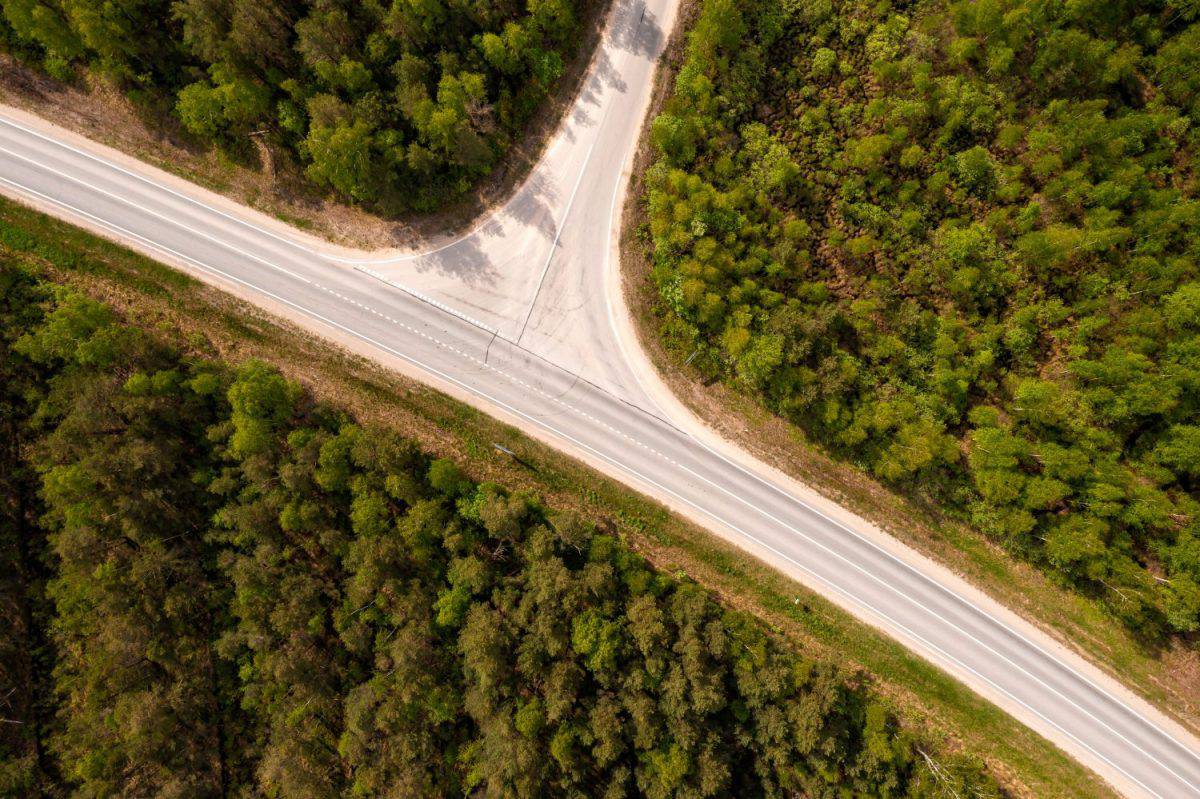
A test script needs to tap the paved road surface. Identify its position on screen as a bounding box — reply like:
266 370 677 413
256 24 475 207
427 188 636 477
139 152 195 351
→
3 0 1200 795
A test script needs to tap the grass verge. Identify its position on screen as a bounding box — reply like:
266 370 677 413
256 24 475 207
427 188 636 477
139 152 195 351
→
0 195 1113 797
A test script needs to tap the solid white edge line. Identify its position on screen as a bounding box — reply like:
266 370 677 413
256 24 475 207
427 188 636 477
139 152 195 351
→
5 17 1200 780
0 172 1178 798
0 0 644 267
601 133 673 420
517 106 612 342
0 108 499 265
0 142 313 285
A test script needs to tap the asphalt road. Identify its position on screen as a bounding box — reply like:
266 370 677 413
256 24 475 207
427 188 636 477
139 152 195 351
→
3 0 1200 795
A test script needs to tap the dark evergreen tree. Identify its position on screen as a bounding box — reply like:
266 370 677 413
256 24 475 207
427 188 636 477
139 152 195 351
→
0 256 1002 796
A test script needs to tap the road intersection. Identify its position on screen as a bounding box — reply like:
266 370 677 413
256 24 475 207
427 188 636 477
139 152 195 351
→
2 0 1200 795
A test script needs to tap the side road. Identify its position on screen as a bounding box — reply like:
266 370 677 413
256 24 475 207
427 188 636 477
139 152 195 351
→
1 0 1200 794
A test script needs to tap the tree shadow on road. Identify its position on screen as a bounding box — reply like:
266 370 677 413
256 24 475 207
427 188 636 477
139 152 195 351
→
610 3 664 59
500 170 559 242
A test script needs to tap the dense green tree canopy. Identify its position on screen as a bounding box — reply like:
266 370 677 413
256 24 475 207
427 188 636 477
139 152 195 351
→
0 250 1000 796
646 0 1200 636
0 0 584 211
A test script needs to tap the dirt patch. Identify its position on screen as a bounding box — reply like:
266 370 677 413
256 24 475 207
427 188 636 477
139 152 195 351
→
0 0 611 250
614 0 1200 742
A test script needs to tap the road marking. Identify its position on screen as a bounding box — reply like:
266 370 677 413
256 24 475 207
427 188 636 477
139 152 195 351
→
328 273 1200 797
2 168 1192 797
4 68 1200 790
671 396 1200 773
600 132 671 419
0 113 435 265
355 266 500 335
659 438 1200 794
0 143 313 285
517 107 611 343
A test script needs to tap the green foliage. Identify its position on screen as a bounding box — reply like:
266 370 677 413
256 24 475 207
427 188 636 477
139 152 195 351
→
303 120 378 203
176 63 271 139
0 261 1002 797
13 262 235 796
646 0 1200 636
226 358 301 457
651 113 698 166
0 259 56 794
0 0 588 212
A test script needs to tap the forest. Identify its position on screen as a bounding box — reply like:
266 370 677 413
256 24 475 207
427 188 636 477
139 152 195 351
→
0 0 585 211
644 0 1200 638
0 252 999 796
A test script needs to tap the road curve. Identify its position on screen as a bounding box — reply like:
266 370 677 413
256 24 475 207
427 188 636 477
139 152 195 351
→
2 0 1200 795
